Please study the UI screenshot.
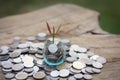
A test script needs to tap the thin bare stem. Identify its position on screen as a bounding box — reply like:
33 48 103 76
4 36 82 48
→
55 24 61 34
46 22 52 35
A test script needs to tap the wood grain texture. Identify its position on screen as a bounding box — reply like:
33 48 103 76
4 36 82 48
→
0 4 120 80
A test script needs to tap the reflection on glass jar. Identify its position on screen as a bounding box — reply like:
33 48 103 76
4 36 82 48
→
43 40 66 66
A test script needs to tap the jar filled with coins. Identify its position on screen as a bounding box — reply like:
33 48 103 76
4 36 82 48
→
43 40 66 66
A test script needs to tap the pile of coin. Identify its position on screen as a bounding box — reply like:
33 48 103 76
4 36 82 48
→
0 33 107 80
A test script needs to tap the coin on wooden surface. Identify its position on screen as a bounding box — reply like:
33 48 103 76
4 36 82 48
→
50 70 59 77
59 69 70 77
5 73 15 79
1 60 13 69
96 57 107 64
83 74 93 80
66 57 75 63
12 63 24 71
15 72 28 80
12 57 22 63
92 62 103 69
92 68 101 73
23 62 34 68
72 61 86 70
9 50 21 58
90 55 100 61
70 67 81 74
33 71 46 79
74 73 83 79
22 55 34 63
68 76 76 80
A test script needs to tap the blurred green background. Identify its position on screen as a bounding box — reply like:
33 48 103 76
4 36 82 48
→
0 0 120 34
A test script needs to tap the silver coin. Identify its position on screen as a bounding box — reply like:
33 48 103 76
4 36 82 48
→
77 53 88 59
24 68 34 73
92 62 103 69
86 51 95 57
12 57 22 63
23 62 34 68
2 68 12 73
90 55 100 61
69 51 77 58
97 57 107 64
1 60 13 69
74 73 83 79
57 62 72 70
70 44 80 52
70 67 81 74
36 59 43 65
81 68 87 74
66 57 75 63
59 69 70 77
15 72 28 80
48 44 58 54
27 36 36 41
12 63 24 71
35 53 43 59
68 76 76 80
85 67 94 74
50 70 59 77
0 49 9 55
22 55 34 63
37 33 46 41
18 43 29 49
5 73 15 79
46 76 59 80
85 59 94 66
83 74 93 80
72 61 86 70
0 55 9 61
78 47 87 53
33 71 46 79
0 49 2 53
92 68 101 73
33 66 39 73
9 50 21 58
0 45 9 50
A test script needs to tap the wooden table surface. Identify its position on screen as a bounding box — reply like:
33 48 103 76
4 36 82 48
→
0 4 120 80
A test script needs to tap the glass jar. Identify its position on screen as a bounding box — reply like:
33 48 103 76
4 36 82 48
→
43 40 66 66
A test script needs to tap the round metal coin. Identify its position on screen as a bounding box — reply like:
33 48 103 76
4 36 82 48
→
12 64 24 71
72 61 86 70
74 73 83 79
15 72 28 80
50 70 59 77
48 44 58 53
5 73 15 79
59 69 70 77
83 74 93 80
1 60 13 69
33 71 46 79
92 62 103 69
